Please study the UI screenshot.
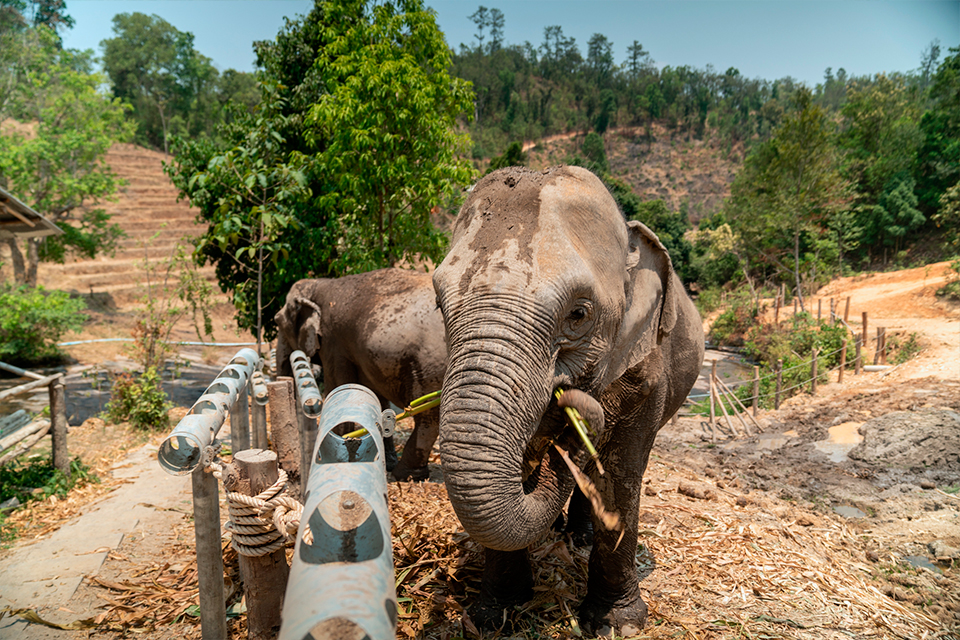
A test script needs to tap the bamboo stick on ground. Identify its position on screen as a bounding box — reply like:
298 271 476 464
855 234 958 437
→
712 372 741 437
715 377 765 434
0 421 51 466
714 378 753 436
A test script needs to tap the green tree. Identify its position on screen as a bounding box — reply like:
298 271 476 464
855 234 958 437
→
486 140 526 173
915 47 960 214
306 0 474 273
169 0 474 338
726 88 851 309
101 12 224 153
0 26 133 286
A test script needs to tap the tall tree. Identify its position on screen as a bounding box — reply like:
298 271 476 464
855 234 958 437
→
915 47 960 214
101 12 219 153
0 26 133 286
726 88 851 309
169 0 474 337
307 0 474 273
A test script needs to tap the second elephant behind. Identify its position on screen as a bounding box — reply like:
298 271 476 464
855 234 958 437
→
275 268 446 481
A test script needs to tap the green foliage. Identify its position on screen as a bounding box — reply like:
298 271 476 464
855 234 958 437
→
741 312 849 407
0 284 86 365
100 12 258 153
306 0 474 274
169 0 475 338
0 455 97 504
937 258 960 301
725 88 851 299
887 332 922 365
932 182 960 253
104 367 172 431
0 26 133 286
915 47 960 214
486 141 527 173
708 288 758 346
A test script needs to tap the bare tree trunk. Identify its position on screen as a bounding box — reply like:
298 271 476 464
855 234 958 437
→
5 239 26 285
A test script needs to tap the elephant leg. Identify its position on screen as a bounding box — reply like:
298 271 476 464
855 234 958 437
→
469 547 534 631
579 404 662 636
390 412 437 482
383 435 399 472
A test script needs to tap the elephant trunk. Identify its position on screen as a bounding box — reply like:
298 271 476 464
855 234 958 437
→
439 336 572 552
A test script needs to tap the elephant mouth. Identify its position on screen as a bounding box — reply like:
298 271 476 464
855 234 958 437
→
520 391 590 490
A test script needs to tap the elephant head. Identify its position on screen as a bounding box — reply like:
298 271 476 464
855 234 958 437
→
274 280 324 378
433 165 680 552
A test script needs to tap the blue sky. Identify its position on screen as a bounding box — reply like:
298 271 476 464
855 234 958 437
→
62 0 959 86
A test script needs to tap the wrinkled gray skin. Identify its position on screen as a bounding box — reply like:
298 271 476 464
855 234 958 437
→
433 166 704 634
275 268 446 481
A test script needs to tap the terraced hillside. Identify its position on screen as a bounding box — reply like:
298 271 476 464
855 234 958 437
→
31 143 219 308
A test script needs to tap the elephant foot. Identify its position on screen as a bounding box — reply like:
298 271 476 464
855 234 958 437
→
390 464 430 482
579 591 648 638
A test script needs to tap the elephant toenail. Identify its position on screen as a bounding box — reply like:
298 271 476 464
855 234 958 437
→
622 623 641 636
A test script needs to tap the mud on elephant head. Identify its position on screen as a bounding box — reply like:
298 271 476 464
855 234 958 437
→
433 165 704 634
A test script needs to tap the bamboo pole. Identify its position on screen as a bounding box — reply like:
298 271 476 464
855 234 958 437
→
775 359 782 410
713 370 740 437
716 376 764 434
751 365 760 417
811 348 819 394
0 361 45 380
838 339 848 384
0 421 51 466
715 377 752 436
0 373 62 402
709 361 717 429
192 465 227 640
855 333 862 375
0 418 50 452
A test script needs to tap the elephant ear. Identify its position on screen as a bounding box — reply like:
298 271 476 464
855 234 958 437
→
298 300 322 356
605 220 679 385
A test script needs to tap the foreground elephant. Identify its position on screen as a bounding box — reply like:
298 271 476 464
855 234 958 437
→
433 166 704 634
275 268 446 481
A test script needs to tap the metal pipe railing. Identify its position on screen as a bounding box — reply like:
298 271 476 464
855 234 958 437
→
157 347 259 475
279 384 397 640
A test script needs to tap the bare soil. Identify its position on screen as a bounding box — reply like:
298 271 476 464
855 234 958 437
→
2 142 959 638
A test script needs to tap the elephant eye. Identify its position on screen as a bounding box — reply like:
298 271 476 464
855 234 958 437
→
561 298 594 342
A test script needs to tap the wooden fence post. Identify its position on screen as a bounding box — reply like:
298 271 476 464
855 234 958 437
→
874 328 882 365
229 450 289 640
817 298 822 321
862 311 869 355
231 381 250 454
855 333 862 375
298 409 317 503
811 348 819 394
838 340 847 384
709 360 717 429
844 296 851 324
880 327 887 365
267 378 300 496
192 465 227 640
794 297 798 316
830 298 835 322
48 378 69 477
775 359 783 410
774 290 781 324
752 365 760 417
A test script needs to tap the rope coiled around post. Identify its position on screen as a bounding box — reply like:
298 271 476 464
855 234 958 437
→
206 460 306 557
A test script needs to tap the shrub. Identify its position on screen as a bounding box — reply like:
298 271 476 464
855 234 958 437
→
0 285 86 365
104 367 172 431
708 289 758 346
937 258 960 301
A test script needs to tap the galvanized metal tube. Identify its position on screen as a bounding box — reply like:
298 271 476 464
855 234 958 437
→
290 350 323 418
279 384 397 640
158 348 260 475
